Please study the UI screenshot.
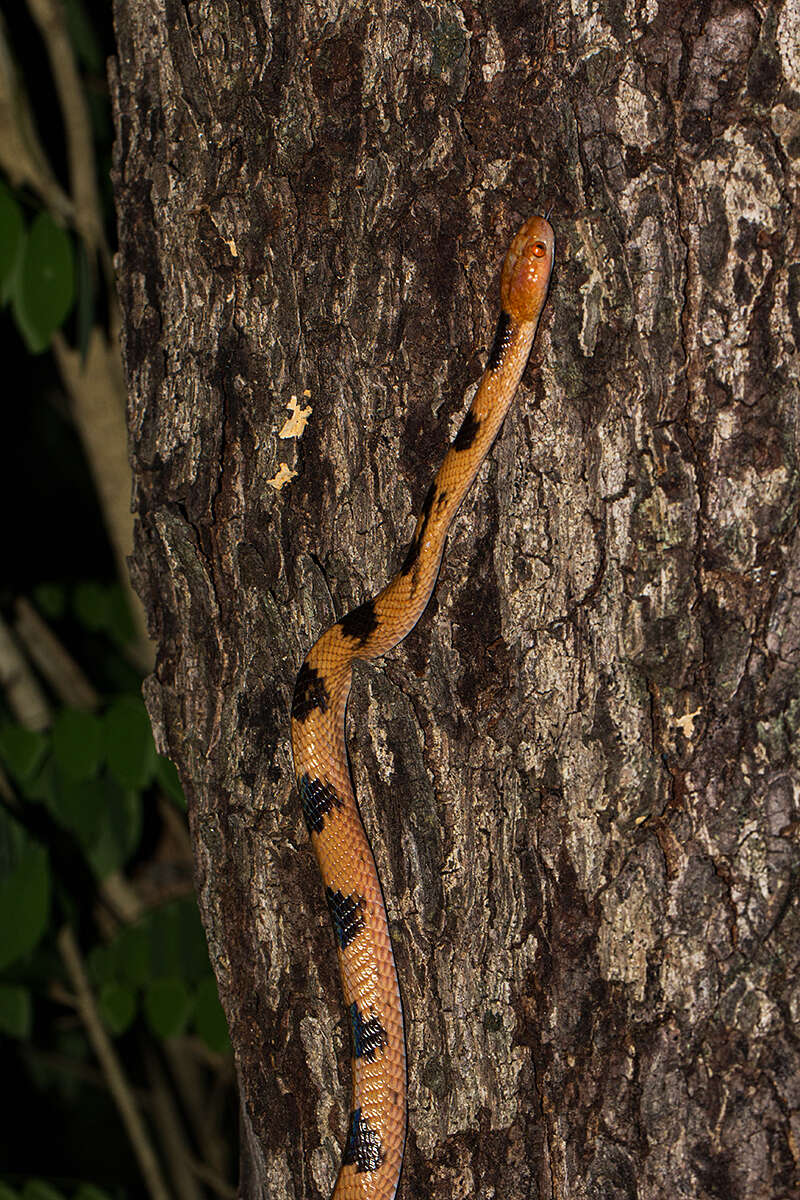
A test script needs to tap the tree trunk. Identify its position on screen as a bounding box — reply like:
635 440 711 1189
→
110 2 800 1197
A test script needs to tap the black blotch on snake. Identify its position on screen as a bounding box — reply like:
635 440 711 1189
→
339 599 379 645
292 663 329 722
452 408 481 452
349 1001 389 1061
400 481 437 576
343 1107 384 1173
298 774 344 835
487 309 512 371
326 888 366 950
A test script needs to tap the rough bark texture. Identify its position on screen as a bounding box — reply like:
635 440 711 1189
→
111 1 800 1197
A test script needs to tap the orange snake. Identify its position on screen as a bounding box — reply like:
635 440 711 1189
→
291 216 554 1199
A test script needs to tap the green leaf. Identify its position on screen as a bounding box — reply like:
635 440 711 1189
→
86 942 115 986
98 980 136 1034
103 697 156 790
175 899 212 982
52 709 103 782
22 1182 65 1200
0 803 23 877
73 581 108 631
143 977 192 1039
51 773 106 849
0 983 32 1038
88 920 149 991
0 1183 19 1200
0 183 24 302
73 1186 112 1200
33 582 67 620
86 92 112 148
73 581 136 647
86 776 142 878
105 584 136 648
64 0 104 72
146 903 181 978
15 212 74 351
0 835 50 969
23 755 59 809
114 924 150 987
194 976 230 1053
13 295 48 352
145 899 210 983
0 724 48 783
155 754 186 808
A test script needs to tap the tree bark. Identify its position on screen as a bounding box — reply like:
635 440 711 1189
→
111 2 800 1197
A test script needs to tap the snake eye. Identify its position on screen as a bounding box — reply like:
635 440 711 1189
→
531 242 546 258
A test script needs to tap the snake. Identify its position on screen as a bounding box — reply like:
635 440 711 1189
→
290 215 554 1200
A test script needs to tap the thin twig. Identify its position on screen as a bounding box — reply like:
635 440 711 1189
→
144 1044 205 1200
14 597 99 711
0 610 50 731
185 1157 237 1200
165 1040 231 1178
57 925 172 1200
0 13 73 218
51 327 153 667
26 0 108 268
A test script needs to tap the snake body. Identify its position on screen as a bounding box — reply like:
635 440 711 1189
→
290 216 554 1200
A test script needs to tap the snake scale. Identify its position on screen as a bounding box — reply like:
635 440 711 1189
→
290 215 555 1199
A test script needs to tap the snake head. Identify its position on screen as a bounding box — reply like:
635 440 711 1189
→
500 215 555 323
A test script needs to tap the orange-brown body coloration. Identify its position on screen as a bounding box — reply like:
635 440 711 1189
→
290 217 554 1200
